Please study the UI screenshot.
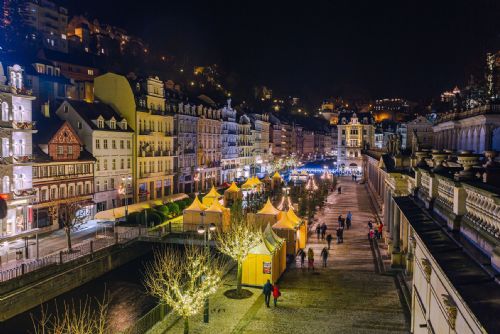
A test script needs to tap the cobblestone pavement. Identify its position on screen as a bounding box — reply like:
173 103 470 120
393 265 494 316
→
151 178 409 334
233 177 409 334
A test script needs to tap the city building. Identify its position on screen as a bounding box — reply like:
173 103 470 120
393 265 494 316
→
302 130 315 158
32 114 95 231
337 112 375 172
37 49 99 103
0 62 36 245
406 116 433 151
220 99 238 183
362 148 500 334
196 102 222 191
55 100 134 212
373 98 412 123
22 0 69 53
167 88 197 194
94 73 176 202
314 132 327 158
433 102 500 153
238 114 253 178
249 113 271 174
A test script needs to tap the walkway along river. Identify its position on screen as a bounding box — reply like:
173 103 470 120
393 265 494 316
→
0 249 159 334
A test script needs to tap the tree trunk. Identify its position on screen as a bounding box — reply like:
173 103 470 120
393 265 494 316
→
183 317 189 334
66 228 72 252
237 260 243 295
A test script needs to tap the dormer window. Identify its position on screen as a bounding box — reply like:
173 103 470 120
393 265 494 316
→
121 120 127 130
63 105 69 113
110 119 116 129
136 83 140 92
98 119 104 128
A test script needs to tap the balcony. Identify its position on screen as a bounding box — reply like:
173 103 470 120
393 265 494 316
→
139 130 152 135
12 121 36 131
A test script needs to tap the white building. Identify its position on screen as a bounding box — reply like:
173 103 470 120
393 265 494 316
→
0 62 36 245
56 100 134 211
221 99 239 183
337 112 375 172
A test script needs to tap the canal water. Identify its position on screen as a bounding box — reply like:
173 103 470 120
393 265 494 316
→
0 248 159 334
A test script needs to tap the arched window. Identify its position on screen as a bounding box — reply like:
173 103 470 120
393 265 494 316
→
2 102 9 121
2 176 9 193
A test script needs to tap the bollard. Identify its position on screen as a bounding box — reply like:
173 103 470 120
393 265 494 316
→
59 250 63 264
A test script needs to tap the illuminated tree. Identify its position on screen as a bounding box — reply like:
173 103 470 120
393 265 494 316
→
144 246 224 334
59 202 87 252
32 295 109 334
215 210 261 296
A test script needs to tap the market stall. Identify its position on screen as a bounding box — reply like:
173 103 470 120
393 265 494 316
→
202 186 222 207
254 198 282 230
272 211 300 255
182 196 207 231
223 181 242 206
204 199 231 232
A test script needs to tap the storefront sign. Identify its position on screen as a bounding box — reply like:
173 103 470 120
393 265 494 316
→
263 261 271 274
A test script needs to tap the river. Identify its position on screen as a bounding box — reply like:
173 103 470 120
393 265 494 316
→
0 248 158 334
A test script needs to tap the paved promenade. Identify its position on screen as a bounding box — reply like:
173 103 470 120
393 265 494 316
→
151 178 409 334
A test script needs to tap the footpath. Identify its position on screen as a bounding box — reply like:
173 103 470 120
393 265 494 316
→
149 177 409 334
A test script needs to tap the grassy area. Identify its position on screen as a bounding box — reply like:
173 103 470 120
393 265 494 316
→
149 215 183 231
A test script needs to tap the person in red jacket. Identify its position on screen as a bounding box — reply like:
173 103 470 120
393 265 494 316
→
273 284 281 307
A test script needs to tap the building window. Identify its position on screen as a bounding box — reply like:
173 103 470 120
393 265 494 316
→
57 145 64 155
63 105 69 113
68 146 73 155
120 159 124 169
96 159 100 171
98 119 104 128
127 158 131 168
112 159 116 170
96 180 100 192
2 102 9 121
68 186 74 197
103 159 108 170
112 140 116 149
110 120 116 129
104 179 108 191
127 140 131 149
85 183 90 194
103 139 108 149
50 188 57 200
77 121 82 129
87 69 94 76
110 178 115 189
96 139 100 149
120 140 124 149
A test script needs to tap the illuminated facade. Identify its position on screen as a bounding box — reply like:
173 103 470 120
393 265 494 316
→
196 104 222 191
249 113 271 173
221 99 238 183
0 62 36 244
337 112 374 171
238 114 253 178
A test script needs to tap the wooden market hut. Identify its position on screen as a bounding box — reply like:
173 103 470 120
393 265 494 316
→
202 186 222 207
272 211 300 255
241 223 286 287
254 198 282 229
271 171 282 189
204 200 231 232
286 208 307 249
182 196 207 231
223 181 242 206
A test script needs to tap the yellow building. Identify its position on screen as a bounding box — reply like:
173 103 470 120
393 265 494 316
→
238 114 253 177
94 73 176 202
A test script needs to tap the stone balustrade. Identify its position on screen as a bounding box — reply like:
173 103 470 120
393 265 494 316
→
436 177 455 212
463 185 500 239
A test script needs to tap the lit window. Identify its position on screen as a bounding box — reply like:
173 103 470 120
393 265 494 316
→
98 119 104 128
96 139 100 149
103 139 108 149
87 69 94 76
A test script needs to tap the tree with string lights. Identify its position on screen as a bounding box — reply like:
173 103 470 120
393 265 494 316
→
144 246 225 334
216 201 261 297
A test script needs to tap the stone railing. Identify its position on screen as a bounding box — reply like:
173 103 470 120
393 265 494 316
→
436 177 454 212
419 172 432 200
435 103 500 124
463 186 500 238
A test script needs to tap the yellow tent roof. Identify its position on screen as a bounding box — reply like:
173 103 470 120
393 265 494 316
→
273 212 296 230
252 176 262 185
225 181 240 193
205 200 225 213
184 196 207 211
204 186 222 199
286 208 302 225
241 177 256 189
272 171 282 179
257 198 280 216
264 223 283 248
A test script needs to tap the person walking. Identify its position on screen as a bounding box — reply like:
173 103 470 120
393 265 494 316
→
368 220 373 230
320 222 327 240
346 211 352 230
326 234 333 249
378 222 384 239
369 228 375 240
263 279 273 308
338 215 343 227
338 186 342 194
339 227 344 243
299 248 306 268
316 224 321 240
307 247 315 271
320 247 329 268
272 284 281 307
336 227 342 243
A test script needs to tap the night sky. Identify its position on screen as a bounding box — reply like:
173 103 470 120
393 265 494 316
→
68 0 500 103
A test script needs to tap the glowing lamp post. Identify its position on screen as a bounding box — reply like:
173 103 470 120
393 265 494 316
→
197 217 216 323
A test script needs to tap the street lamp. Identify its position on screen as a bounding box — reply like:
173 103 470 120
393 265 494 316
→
197 217 216 324
121 176 132 220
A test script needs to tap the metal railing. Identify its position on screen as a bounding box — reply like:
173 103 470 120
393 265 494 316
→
121 303 169 334
0 228 140 283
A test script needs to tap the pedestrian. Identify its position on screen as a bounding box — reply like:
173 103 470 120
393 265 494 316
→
320 247 329 267
299 248 306 268
326 234 333 249
320 222 327 240
336 227 342 243
338 186 342 194
378 222 384 239
368 220 373 230
369 228 375 240
338 215 343 227
339 227 344 243
316 224 321 240
307 247 315 271
374 223 380 239
272 284 281 307
263 279 273 308
346 211 352 230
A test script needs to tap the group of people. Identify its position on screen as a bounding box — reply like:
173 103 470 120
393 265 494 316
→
351 174 358 182
335 211 352 243
367 220 384 240
262 279 281 307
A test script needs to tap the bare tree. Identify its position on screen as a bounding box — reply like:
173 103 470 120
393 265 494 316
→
32 294 109 334
215 215 261 296
59 201 86 252
144 246 225 334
